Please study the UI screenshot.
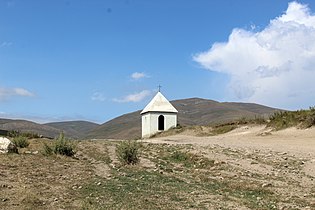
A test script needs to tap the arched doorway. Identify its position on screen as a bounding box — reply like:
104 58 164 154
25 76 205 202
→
158 115 164 131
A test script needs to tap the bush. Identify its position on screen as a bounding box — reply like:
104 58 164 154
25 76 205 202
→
43 143 53 156
53 133 75 156
43 133 75 156
12 136 29 148
116 140 140 165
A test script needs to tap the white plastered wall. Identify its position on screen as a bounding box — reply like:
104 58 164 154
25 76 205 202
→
141 112 177 138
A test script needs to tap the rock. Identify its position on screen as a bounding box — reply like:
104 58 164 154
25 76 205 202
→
214 160 220 165
262 183 272 188
0 137 18 154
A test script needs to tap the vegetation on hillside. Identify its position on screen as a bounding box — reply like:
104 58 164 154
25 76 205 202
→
267 107 315 130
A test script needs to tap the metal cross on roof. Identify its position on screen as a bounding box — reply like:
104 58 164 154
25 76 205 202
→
158 85 162 92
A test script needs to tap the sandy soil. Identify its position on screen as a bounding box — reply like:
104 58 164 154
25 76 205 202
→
144 126 315 158
144 125 315 181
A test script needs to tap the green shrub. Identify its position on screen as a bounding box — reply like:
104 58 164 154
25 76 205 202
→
42 143 53 156
12 136 29 148
116 140 140 165
53 133 75 156
170 150 190 162
43 133 75 156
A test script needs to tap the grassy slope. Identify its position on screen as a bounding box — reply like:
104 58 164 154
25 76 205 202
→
45 121 100 139
0 119 61 138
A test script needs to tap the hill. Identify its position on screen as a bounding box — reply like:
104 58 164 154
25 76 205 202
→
45 121 99 139
0 119 61 138
0 119 99 139
87 98 281 139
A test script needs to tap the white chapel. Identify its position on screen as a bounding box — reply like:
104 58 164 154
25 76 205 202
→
141 91 178 138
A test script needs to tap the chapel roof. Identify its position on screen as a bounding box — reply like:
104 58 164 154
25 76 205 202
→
140 92 178 114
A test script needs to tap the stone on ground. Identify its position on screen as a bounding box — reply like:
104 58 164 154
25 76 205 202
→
0 137 18 154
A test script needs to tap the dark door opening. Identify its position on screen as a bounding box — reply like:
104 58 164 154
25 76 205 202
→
158 115 165 131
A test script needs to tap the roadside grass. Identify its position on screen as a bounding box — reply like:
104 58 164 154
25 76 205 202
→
268 107 315 130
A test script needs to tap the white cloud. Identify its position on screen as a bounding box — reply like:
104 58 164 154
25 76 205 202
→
0 87 34 100
193 1 315 109
114 90 152 103
14 88 34 97
131 72 149 80
91 92 106 102
0 42 12 48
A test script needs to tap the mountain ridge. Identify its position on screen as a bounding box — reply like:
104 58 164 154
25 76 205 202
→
87 98 281 139
0 98 282 139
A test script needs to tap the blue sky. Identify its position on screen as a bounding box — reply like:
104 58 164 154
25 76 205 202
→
1 0 315 123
